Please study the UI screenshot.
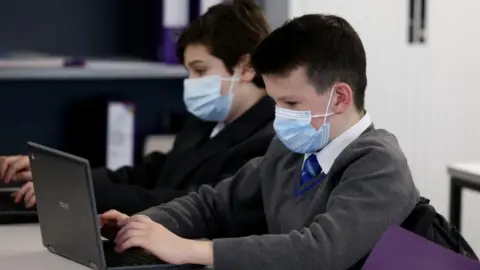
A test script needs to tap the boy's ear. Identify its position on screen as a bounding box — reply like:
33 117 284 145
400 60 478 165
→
237 54 256 83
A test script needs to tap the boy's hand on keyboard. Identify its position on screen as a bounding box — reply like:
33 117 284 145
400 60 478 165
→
114 215 213 266
99 210 130 228
0 155 32 184
12 182 36 208
114 215 188 265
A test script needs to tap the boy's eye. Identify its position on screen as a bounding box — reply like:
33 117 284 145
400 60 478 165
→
285 101 297 107
194 69 206 76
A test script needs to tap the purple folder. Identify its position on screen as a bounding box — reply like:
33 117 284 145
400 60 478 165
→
363 225 480 270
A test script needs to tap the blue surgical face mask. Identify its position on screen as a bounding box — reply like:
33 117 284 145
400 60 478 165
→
183 75 239 122
274 87 335 154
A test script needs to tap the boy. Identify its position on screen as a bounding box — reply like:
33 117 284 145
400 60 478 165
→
0 0 274 215
100 14 420 270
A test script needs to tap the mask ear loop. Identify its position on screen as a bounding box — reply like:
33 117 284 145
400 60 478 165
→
221 71 241 95
322 86 336 125
309 85 336 120
227 76 237 93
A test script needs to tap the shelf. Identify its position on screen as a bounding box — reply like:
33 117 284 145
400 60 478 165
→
0 61 188 80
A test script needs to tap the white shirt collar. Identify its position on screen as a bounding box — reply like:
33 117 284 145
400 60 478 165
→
307 112 372 174
210 122 226 138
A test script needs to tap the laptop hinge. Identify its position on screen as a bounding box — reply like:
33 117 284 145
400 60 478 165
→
89 261 99 270
46 245 56 254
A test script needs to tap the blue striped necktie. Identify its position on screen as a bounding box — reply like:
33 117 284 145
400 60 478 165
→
300 154 322 186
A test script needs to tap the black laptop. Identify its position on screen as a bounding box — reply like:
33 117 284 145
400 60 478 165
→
27 142 204 270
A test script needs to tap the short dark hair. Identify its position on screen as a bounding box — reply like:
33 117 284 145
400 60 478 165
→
176 0 270 88
251 14 367 110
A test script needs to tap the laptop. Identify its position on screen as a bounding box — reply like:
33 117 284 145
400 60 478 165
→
0 185 38 224
27 142 204 270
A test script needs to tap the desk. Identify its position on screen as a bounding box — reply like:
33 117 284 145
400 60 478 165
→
0 224 87 269
0 224 213 269
448 163 480 232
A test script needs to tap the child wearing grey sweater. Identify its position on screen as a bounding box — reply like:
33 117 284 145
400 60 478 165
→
102 13 420 270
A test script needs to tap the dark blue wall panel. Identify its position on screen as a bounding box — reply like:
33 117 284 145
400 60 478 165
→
0 78 186 166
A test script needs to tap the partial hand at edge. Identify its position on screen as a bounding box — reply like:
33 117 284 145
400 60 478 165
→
0 155 32 183
11 182 36 208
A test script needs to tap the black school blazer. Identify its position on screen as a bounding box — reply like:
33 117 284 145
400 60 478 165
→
92 96 275 215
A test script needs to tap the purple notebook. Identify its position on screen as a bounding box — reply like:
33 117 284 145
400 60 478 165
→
363 225 480 270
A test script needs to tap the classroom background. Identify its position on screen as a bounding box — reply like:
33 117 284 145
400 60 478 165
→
1 0 479 252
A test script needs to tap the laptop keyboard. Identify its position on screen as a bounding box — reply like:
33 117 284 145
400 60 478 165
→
103 242 167 267
102 242 205 269
0 191 38 224
0 191 36 212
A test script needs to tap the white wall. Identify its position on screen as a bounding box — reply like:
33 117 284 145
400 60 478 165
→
288 0 480 250
263 0 307 29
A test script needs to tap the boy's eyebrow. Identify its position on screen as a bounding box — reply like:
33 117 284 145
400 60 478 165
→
186 60 205 67
278 95 300 101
